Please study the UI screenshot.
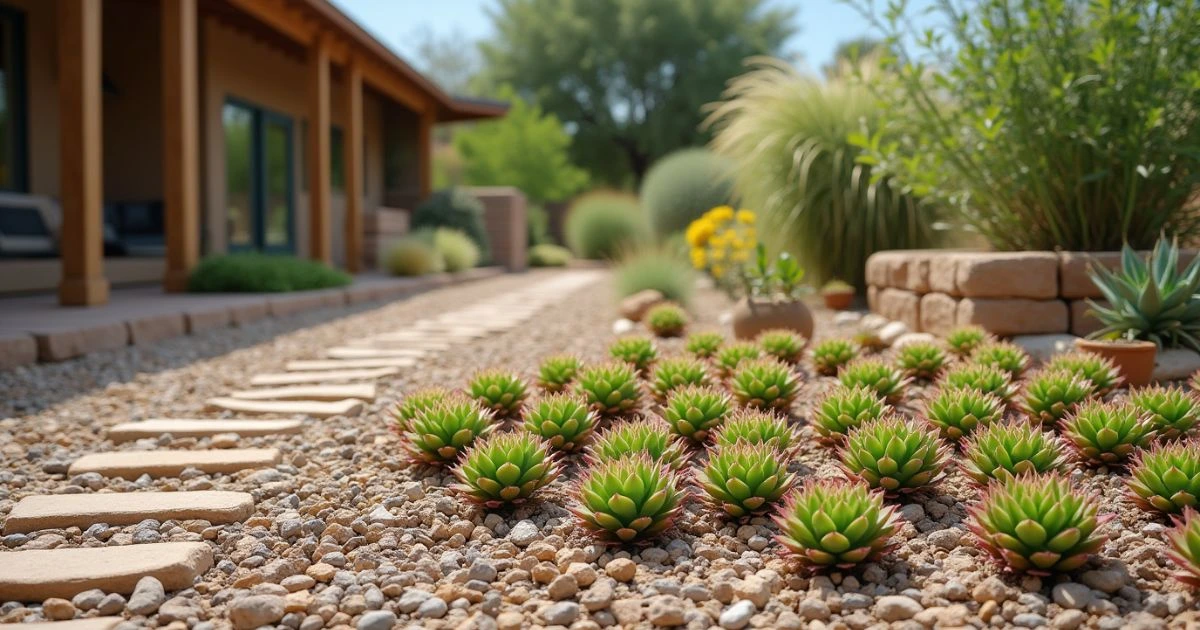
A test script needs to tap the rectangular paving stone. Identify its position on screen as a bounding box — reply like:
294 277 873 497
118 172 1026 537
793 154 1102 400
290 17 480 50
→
286 358 416 371
5 491 255 534
69 448 281 479
0 542 213 601
228 384 375 402
15 618 122 630
205 397 364 418
325 347 426 360
108 419 304 443
250 367 399 386
0 331 38 370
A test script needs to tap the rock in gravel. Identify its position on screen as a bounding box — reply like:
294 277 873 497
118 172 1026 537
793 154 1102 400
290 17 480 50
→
96 593 126 616
1052 582 1094 610
507 520 540 546
42 597 76 621
398 589 432 613
927 527 962 550
540 601 581 625
1081 569 1126 593
497 611 524 630
228 595 286 630
1013 612 1049 628
357 610 397 630
973 576 1012 603
798 598 831 621
875 595 923 621
71 588 105 611
620 290 665 321
127 576 166 615
1052 609 1087 629
415 596 448 619
733 576 770 609
606 558 636 582
548 574 578 600
646 595 685 627
719 600 756 629
581 579 615 611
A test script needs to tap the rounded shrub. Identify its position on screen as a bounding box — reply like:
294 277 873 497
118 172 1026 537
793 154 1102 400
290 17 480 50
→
187 253 351 293
529 244 572 267
639 148 735 238
433 228 481 272
565 191 648 259
386 237 444 276
411 187 490 260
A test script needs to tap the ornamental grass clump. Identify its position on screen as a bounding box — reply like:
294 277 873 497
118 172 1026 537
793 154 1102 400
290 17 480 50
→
810 338 859 376
942 364 1017 403
967 473 1109 575
840 416 949 495
715 342 763 377
838 357 909 403
971 341 1031 378
713 409 798 454
523 393 598 452
924 386 1005 441
452 431 560 508
403 395 495 465
894 341 948 381
758 329 807 364
646 303 688 337
1128 385 1200 441
468 369 529 419
1020 369 1093 426
1045 352 1123 395
576 362 643 417
587 417 689 470
773 480 900 569
537 355 583 394
663 385 732 442
392 387 450 433
571 453 684 543
960 421 1070 485
812 385 890 442
649 357 712 402
1061 400 1156 466
608 336 658 374
1166 508 1200 588
699 442 796 518
730 358 801 411
1127 441 1200 515
685 331 725 359
945 326 992 358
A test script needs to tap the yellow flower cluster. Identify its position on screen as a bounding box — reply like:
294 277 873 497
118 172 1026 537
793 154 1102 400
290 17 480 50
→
685 206 757 280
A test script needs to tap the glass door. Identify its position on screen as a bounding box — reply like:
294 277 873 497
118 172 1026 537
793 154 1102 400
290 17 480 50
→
223 99 294 253
261 113 293 253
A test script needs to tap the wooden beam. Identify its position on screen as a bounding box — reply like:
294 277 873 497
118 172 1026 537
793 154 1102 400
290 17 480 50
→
162 0 200 292
57 0 108 306
360 57 430 114
223 0 314 46
417 108 434 200
342 57 363 273
306 34 332 264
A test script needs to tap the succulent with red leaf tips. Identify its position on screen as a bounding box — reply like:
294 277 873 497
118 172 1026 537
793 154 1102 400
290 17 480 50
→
698 441 796 518
608 336 658 374
537 354 582 393
970 341 1031 378
392 387 450 433
575 361 643 417
685 331 725 359
468 368 529 419
894 341 949 381
587 417 690 470
452 431 560 508
840 415 950 495
663 385 732 442
571 453 684 543
402 394 496 465
1046 351 1123 395
711 409 799 454
838 357 910 403
941 363 1017 403
715 342 763 378
1060 400 1156 466
757 328 807 364
523 393 597 452
1127 440 1200 515
646 303 689 337
649 356 712 402
730 358 801 411
1166 507 1200 587
960 420 1071 484
1020 369 1093 426
773 479 900 569
966 473 1110 575
812 385 890 442
810 338 859 376
924 386 1005 441
945 325 993 357
1128 385 1200 441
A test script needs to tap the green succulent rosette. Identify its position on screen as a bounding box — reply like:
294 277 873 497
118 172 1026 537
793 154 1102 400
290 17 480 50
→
453 431 560 508
699 442 795 518
663 384 732 442
773 479 900 569
523 392 598 452
960 420 1071 484
810 338 859 376
840 415 949 495
571 453 684 543
403 394 496 465
1127 440 1200 514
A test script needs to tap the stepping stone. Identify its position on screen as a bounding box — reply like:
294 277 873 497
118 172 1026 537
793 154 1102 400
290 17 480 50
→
68 448 280 479
205 397 363 418
325 347 426 360
15 619 122 630
108 418 303 443
0 542 213 601
286 358 416 371
5 491 255 534
250 367 399 386
228 384 376 402
345 338 452 351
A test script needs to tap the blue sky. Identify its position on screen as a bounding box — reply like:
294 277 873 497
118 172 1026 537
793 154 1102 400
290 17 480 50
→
329 0 935 75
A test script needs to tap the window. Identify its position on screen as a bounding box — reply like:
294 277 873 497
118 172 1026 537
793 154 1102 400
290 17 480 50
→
0 5 27 192
223 99 294 252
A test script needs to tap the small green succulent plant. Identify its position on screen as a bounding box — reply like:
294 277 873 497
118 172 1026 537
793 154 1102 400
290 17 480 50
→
453 431 560 508
537 355 583 393
945 325 992 357
576 361 643 417
757 329 807 364
699 442 796 518
838 357 910 403
393 387 450 433
1020 369 1093 426
1060 400 1157 465
608 336 658 374
663 385 732 442
1045 351 1123 395
811 385 890 442
840 416 949 495
960 421 1071 484
468 369 529 418
712 409 798 453
648 356 712 402
970 341 1031 378
523 393 598 452
571 453 684 543
967 473 1109 575
773 480 900 569
894 341 948 381
941 364 1017 403
715 342 763 377
810 338 859 376
1086 238 1200 351
1166 508 1200 587
587 417 690 470
402 395 496 465
646 303 688 337
1128 385 1200 441
730 358 801 411
685 331 725 359
1127 441 1200 514
923 386 1005 441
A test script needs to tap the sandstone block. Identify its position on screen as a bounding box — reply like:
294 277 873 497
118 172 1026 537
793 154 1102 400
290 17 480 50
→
204 397 364 418
34 323 129 362
928 253 961 295
229 302 269 326
0 542 213 601
228 384 375 402
285 358 416 371
68 448 281 479
249 367 400 386
107 419 304 443
955 252 1059 298
1060 249 1200 299
0 332 37 369
867 285 878 311
956 298 1068 336
919 293 958 335
11 619 122 630
267 294 326 318
184 307 232 333
127 313 186 345
5 491 255 533
325 347 426 360
875 288 920 330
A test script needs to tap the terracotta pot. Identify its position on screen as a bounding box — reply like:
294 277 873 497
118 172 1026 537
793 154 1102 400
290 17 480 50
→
822 290 855 311
731 297 814 341
1073 338 1157 388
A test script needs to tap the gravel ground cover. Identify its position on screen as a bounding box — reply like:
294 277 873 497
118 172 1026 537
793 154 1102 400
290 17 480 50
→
0 270 1198 630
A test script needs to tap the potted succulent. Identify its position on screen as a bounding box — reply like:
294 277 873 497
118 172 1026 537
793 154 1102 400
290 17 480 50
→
730 245 814 340
821 279 855 310
1078 238 1200 387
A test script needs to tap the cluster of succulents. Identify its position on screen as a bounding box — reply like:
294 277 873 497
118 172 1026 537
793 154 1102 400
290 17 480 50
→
1127 440 1200 514
713 409 798 453
392 387 449 433
942 364 1017 403
685 331 725 359
468 369 529 418
452 432 559 507
401 394 495 464
715 342 762 377
729 358 801 410
773 480 900 568
1128 385 1200 440
810 338 859 376
576 361 643 416
894 341 948 381
959 421 1070 484
663 385 732 442
698 441 796 518
649 356 712 402
1020 369 1093 426
523 393 597 452
840 416 949 495
945 325 991 357
1060 400 1156 465
757 329 807 364
1046 351 1123 394
587 418 689 470
838 358 910 403
571 453 684 543
970 341 1031 377
924 386 1004 441
646 303 688 337
811 385 890 441
537 355 582 393
609 336 658 374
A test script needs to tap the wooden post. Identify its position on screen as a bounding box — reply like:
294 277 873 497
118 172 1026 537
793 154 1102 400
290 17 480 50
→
342 58 363 273
57 0 108 306
306 35 332 264
161 0 199 292
417 107 434 200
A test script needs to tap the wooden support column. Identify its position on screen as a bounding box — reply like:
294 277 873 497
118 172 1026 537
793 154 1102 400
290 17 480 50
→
342 58 363 273
57 0 108 306
306 35 332 264
161 0 200 292
417 107 434 200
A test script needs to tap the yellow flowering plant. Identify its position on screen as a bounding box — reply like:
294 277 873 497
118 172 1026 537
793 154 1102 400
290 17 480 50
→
686 206 808 300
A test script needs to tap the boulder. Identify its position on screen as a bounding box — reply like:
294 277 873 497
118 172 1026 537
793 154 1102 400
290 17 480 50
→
619 290 665 321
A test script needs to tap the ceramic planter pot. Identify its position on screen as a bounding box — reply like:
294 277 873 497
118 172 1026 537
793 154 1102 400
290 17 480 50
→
731 297 814 341
1073 338 1157 387
822 290 855 311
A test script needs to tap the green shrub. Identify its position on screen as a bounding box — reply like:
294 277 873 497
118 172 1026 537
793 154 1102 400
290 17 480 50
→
564 191 649 259
386 237 444 276
640 148 736 238
613 248 694 305
411 187 491 260
433 228 480 272
529 244 572 267
187 253 351 293
707 58 935 289
528 204 552 246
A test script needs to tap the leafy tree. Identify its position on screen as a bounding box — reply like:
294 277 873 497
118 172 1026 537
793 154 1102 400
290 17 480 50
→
453 87 589 203
407 27 484 97
481 0 795 185
823 37 888 78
